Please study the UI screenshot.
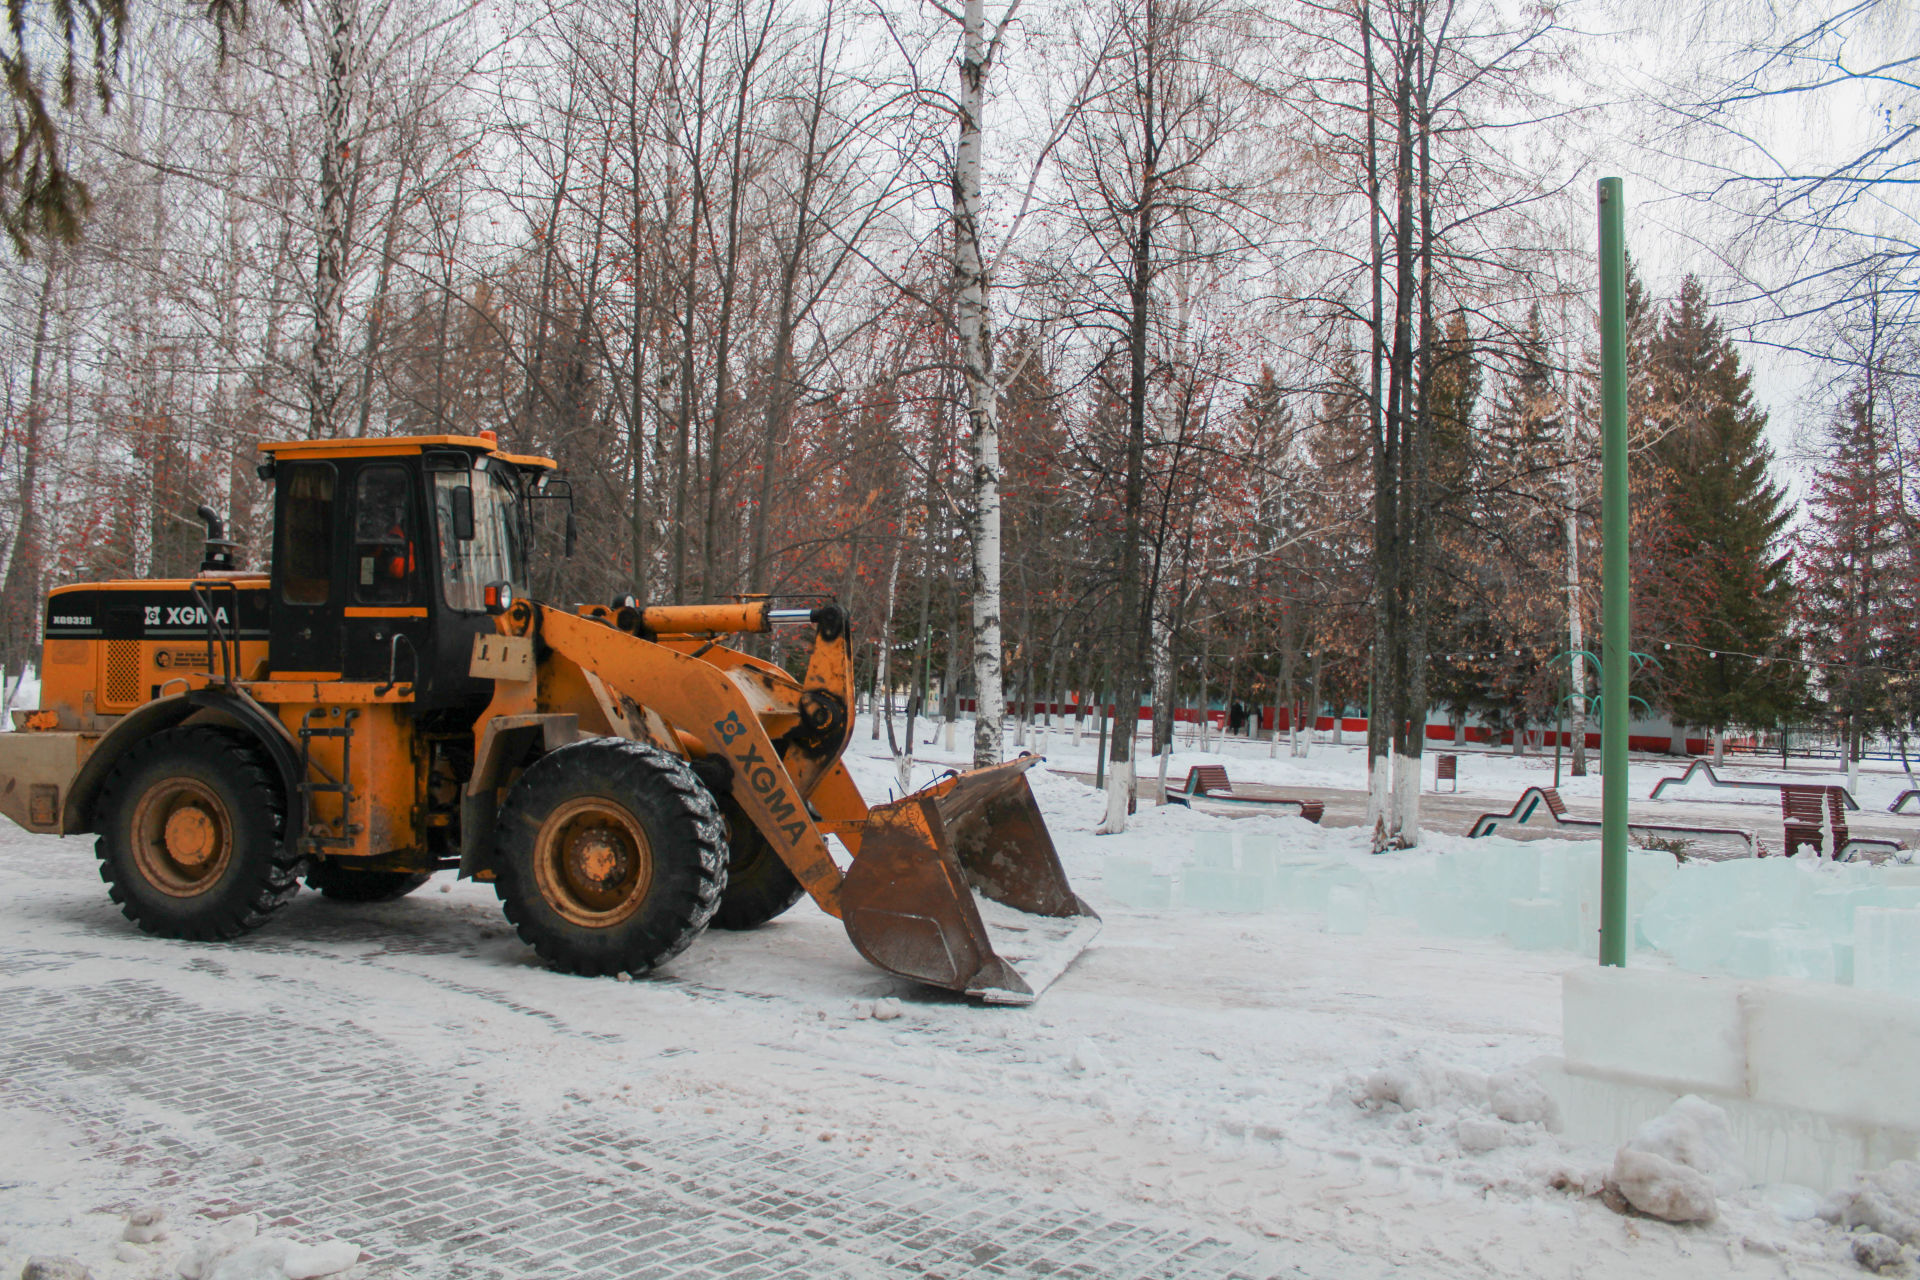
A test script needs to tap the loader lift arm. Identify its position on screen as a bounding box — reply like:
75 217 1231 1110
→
496 597 1100 1002
512 599 854 917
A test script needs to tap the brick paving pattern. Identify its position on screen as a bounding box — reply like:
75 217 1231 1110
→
0 958 1307 1279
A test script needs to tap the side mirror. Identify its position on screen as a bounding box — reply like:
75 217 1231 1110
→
450 484 475 541
564 509 577 557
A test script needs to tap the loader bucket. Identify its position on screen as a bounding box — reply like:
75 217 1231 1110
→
839 756 1100 1004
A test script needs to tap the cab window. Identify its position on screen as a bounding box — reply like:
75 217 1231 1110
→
353 466 416 604
434 466 526 612
278 464 335 605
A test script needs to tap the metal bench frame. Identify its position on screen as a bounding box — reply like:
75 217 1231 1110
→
1166 765 1324 824
1467 785 1756 855
1650 760 1859 810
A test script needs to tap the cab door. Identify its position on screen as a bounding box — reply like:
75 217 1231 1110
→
268 461 344 676
341 462 431 685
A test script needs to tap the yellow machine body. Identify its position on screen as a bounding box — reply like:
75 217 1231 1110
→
0 433 1097 1003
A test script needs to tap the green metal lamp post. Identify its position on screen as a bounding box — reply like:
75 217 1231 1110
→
1598 177 1629 968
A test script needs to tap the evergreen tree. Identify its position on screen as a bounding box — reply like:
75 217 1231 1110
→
1423 313 1485 727
1642 276 1801 745
1299 360 1373 734
1465 305 1564 746
1799 380 1907 763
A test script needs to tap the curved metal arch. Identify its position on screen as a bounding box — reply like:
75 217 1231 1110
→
63 689 306 842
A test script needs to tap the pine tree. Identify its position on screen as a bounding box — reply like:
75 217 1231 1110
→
1423 313 1484 729
1299 360 1374 740
1799 380 1906 764
1642 276 1801 749
1465 305 1564 748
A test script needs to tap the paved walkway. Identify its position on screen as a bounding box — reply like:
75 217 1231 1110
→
0 945 1310 1279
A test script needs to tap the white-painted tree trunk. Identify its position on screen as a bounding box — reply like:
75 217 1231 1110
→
1565 501 1589 777
1712 727 1725 766
1 664 25 721
1366 755 1391 849
1393 751 1420 844
955 0 1004 772
877 545 909 796
1098 757 1135 834
1150 611 1172 774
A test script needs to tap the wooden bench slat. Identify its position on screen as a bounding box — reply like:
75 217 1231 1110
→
1183 765 1234 795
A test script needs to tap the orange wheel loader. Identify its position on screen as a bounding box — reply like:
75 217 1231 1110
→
0 434 1098 1003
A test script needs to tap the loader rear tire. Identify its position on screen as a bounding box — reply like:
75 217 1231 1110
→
93 726 299 941
304 862 433 902
494 739 726 977
710 798 805 930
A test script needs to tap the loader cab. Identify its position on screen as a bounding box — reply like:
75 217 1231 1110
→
259 435 550 714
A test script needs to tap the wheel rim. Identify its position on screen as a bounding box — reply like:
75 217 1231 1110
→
129 778 234 897
532 796 654 928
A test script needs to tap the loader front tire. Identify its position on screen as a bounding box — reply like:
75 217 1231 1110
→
304 862 433 902
94 726 299 941
494 740 726 977
710 798 805 930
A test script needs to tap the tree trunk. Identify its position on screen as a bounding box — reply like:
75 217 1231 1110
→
1566 456 1588 777
1394 27 1436 848
878 540 908 786
955 0 1005 771
1100 0 1159 834
308 0 354 439
1362 0 1395 844
0 258 56 675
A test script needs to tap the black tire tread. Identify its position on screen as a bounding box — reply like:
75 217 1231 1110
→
493 740 726 976
93 725 299 941
709 796 806 930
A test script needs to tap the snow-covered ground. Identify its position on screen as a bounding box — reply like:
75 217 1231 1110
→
0 723 1895 1278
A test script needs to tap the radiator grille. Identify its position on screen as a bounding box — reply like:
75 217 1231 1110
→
105 640 141 706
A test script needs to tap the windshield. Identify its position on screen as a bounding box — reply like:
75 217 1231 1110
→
434 465 526 611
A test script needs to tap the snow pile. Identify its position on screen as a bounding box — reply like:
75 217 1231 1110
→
1821 1161 1920 1247
1343 1056 1564 1162
1607 1096 1746 1223
1851 1232 1909 1273
1611 1148 1719 1223
20 1259 92 1280
97 1213 364 1280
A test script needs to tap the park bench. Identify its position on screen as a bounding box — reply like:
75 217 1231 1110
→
1467 785 1756 856
1889 789 1920 815
1782 785 1904 861
1435 753 1458 793
1650 759 1859 809
1167 765 1324 823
